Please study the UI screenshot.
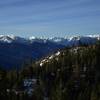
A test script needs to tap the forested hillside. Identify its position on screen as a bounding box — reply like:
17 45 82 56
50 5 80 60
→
0 41 100 100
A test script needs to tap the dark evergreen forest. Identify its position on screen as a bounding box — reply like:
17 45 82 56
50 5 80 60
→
0 41 100 100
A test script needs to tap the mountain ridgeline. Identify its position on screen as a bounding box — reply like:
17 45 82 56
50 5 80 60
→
0 40 100 100
0 35 100 70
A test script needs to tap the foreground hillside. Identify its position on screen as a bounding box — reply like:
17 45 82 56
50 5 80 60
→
0 41 100 100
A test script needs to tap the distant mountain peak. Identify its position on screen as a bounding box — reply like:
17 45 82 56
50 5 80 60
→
0 35 28 44
0 35 16 43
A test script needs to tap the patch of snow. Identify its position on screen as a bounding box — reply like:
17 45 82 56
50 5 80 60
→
23 78 37 96
40 62 44 67
42 59 47 62
49 55 54 59
55 51 60 56
29 36 36 40
24 78 37 87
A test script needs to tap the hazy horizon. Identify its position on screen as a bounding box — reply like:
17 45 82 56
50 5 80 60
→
0 33 100 39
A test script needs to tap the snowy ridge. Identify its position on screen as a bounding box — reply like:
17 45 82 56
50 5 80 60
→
39 51 61 67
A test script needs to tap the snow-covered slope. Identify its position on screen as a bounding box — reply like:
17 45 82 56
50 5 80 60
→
39 51 61 67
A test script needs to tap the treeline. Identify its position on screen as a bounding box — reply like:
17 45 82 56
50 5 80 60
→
0 41 100 100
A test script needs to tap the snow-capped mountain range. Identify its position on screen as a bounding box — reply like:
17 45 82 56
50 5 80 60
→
0 34 100 46
0 34 100 70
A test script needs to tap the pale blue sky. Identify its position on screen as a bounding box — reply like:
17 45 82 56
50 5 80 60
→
0 0 100 37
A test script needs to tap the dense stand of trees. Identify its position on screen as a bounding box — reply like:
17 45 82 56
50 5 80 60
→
0 41 100 100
